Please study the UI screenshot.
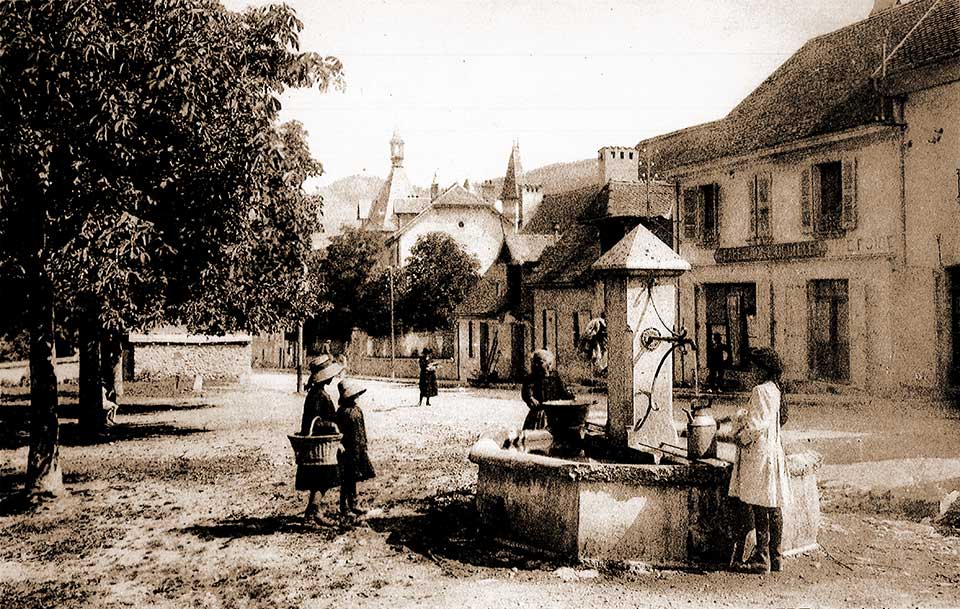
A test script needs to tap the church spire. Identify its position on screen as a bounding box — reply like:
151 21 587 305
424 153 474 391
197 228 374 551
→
500 140 525 231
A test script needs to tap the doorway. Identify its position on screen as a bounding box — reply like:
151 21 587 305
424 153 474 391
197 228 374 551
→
807 279 850 382
704 283 757 370
949 267 960 385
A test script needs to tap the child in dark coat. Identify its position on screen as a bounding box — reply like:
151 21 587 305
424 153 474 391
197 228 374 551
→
336 379 376 518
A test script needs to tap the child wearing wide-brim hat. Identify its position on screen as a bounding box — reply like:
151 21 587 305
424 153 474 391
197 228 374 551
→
297 355 344 523
335 378 376 519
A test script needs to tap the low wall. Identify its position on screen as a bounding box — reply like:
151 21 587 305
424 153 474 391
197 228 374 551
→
128 335 251 382
470 438 821 566
346 328 459 381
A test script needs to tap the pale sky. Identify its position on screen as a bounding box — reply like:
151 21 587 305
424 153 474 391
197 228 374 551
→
222 0 878 188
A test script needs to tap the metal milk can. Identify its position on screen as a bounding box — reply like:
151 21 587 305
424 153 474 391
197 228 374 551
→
686 409 718 460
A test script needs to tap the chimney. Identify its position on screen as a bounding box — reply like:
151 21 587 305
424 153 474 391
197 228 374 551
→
870 0 899 15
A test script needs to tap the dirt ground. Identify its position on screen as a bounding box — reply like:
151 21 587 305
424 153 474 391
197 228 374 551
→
2 376 960 609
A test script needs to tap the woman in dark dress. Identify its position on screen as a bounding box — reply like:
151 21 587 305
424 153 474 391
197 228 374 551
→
521 349 574 430
418 348 439 407
336 378 376 519
297 356 343 523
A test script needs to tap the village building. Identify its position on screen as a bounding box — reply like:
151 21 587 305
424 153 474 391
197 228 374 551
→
637 0 960 396
524 147 675 383
360 132 544 275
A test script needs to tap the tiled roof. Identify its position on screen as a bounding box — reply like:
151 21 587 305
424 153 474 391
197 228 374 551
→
883 0 960 75
364 165 414 230
455 270 508 318
639 0 954 171
525 224 602 287
503 233 555 264
590 180 675 220
432 183 495 208
522 184 600 234
394 196 429 215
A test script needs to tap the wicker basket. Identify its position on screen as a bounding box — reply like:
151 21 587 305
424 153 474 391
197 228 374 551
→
288 418 342 466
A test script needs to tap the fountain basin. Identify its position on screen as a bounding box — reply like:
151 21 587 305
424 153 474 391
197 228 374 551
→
469 437 821 566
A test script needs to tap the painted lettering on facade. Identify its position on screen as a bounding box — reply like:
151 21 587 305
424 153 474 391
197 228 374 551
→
714 241 827 264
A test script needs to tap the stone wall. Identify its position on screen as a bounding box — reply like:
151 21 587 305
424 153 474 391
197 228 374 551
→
130 341 251 382
345 328 458 381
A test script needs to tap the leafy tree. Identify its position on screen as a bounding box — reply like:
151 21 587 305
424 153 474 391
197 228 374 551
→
399 233 479 331
0 0 343 497
315 226 386 340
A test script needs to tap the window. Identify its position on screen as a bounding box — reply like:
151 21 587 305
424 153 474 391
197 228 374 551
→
807 279 850 382
748 173 772 243
801 158 857 237
629 152 634 160
468 321 474 358
682 184 721 246
541 309 557 353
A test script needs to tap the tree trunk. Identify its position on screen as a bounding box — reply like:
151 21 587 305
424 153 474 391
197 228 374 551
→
78 299 105 438
101 329 123 400
26 266 65 497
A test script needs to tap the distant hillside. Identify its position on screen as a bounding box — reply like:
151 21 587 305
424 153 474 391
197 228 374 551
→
481 158 597 196
315 157 597 239
314 175 382 235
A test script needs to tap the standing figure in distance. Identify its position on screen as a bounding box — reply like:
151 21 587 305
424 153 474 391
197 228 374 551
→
728 346 791 574
336 378 377 519
297 356 343 523
418 348 439 407
520 349 573 430
706 332 731 393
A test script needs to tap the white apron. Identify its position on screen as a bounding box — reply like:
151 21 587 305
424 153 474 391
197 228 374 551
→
728 381 791 508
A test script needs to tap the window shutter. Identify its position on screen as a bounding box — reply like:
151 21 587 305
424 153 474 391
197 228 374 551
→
682 188 698 240
696 187 706 244
758 173 772 240
711 183 722 246
800 168 812 234
841 157 858 230
748 177 758 241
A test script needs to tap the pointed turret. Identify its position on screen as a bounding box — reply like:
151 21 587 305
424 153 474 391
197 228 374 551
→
500 140 524 231
364 130 414 231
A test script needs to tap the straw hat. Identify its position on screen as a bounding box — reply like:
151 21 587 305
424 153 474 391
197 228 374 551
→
308 355 331 372
308 358 343 385
338 378 367 403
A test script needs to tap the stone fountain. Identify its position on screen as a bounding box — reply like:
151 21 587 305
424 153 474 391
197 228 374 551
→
469 223 821 566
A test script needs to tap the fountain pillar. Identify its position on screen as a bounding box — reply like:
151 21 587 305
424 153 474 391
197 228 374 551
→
593 223 690 450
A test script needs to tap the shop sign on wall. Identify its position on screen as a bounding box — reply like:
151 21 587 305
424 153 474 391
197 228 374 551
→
833 234 895 257
714 240 827 264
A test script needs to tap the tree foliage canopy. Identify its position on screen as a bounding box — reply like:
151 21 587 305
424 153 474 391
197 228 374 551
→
0 0 344 493
0 0 343 335
398 232 479 332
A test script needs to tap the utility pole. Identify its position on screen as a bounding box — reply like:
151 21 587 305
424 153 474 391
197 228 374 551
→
389 266 396 379
644 146 652 217
295 321 304 393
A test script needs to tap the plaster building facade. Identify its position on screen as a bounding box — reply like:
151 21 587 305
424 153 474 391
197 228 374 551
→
637 0 960 396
